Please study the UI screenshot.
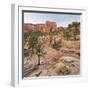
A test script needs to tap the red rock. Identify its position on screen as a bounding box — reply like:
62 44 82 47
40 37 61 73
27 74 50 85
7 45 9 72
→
24 21 63 32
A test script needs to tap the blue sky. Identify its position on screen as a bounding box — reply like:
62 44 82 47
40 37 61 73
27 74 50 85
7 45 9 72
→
24 12 80 27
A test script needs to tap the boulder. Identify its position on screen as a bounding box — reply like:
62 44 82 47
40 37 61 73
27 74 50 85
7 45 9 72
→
54 63 70 75
45 47 63 61
60 56 79 63
48 62 70 75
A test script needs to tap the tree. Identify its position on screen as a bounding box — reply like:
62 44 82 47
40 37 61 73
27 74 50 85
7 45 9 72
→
29 32 38 56
64 29 71 40
63 22 80 41
29 31 46 65
72 22 80 40
35 42 46 65
52 38 61 50
24 32 29 42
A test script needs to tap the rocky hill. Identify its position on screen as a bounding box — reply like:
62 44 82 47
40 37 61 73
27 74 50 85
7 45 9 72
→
23 21 80 78
24 21 63 32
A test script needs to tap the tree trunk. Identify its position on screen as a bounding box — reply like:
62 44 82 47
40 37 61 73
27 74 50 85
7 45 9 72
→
38 56 40 65
74 35 76 40
31 47 33 57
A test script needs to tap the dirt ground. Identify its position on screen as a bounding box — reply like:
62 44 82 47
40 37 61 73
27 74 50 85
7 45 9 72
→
24 40 80 77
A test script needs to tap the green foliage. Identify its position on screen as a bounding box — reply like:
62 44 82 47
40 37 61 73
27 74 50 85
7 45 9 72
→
35 41 46 65
64 29 71 40
72 22 80 40
24 32 29 42
63 22 80 40
35 42 45 56
51 39 61 50
28 32 38 56
28 31 63 54
27 32 46 65
28 30 62 37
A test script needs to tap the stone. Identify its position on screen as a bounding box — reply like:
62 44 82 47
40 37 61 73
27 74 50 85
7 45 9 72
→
45 47 63 61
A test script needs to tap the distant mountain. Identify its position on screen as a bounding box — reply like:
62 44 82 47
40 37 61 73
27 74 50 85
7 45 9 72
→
24 21 63 32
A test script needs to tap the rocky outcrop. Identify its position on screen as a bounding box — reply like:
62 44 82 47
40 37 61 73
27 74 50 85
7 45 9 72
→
44 47 63 61
24 21 62 32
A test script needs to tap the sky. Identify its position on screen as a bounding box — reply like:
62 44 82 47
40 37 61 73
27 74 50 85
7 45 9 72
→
24 12 80 27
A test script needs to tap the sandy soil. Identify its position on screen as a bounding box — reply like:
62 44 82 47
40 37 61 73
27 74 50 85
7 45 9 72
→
24 40 80 77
